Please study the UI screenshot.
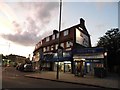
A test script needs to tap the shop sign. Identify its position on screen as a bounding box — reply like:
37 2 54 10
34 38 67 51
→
73 47 104 54
73 53 104 59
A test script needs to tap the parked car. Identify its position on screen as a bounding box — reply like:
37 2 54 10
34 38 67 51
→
16 63 33 72
24 64 33 72
16 63 24 71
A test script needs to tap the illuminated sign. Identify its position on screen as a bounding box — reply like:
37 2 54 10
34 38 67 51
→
73 47 104 54
73 53 104 59
76 28 90 47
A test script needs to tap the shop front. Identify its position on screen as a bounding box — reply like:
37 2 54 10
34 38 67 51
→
40 51 72 73
73 47 107 77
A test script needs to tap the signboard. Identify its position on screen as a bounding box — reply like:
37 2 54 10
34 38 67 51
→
57 48 63 58
73 53 104 59
76 28 90 47
73 47 104 54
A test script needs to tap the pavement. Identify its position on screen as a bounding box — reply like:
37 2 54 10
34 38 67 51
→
24 71 120 89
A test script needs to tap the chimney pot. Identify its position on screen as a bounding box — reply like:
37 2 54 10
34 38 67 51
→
80 18 85 25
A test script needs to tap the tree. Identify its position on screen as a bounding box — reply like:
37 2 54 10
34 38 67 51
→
97 28 120 73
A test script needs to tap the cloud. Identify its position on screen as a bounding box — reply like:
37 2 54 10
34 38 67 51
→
1 2 59 46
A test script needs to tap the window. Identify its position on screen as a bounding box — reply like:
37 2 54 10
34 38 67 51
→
60 43 64 48
64 30 68 36
66 41 73 48
55 44 58 50
51 45 54 51
56 33 59 38
43 47 46 52
40 41 42 45
52 35 55 40
46 37 49 42
47 46 49 51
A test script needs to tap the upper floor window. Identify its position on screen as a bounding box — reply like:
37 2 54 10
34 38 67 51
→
40 41 42 45
52 35 55 40
51 45 54 51
56 33 59 38
60 43 64 48
55 44 58 50
64 30 69 36
66 41 73 48
46 37 50 42
47 46 49 51
43 47 46 52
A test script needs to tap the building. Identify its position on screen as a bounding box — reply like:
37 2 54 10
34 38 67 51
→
7 54 27 66
33 18 93 73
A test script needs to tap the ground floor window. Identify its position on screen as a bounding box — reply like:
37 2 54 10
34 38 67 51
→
53 61 71 72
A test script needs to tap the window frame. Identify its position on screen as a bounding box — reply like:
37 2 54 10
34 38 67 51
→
46 37 50 42
63 30 69 36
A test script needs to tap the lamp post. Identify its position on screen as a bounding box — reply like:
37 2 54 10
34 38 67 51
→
104 52 107 68
56 0 62 80
104 51 108 75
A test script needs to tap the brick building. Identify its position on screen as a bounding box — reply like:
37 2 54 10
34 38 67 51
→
33 18 91 73
7 54 27 65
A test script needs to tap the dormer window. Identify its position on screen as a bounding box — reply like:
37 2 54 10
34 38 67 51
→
56 33 59 38
64 30 68 36
46 37 49 42
52 35 55 40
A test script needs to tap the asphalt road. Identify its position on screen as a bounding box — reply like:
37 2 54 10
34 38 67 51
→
0 67 2 89
2 67 103 89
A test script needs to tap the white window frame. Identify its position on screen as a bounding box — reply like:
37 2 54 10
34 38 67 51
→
46 37 50 42
52 35 55 40
43 47 46 52
55 44 58 50
51 45 54 51
64 30 69 36
60 43 64 48
56 33 59 38
47 46 49 51
66 41 73 48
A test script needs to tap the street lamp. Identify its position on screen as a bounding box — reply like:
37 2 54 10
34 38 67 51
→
104 51 108 75
104 52 107 67
56 0 62 80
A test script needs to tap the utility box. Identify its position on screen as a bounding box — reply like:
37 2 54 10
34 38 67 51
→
94 67 107 78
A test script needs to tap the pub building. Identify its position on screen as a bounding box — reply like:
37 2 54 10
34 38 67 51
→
33 18 107 76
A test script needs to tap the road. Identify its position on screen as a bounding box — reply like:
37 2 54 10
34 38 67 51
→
2 67 104 89
0 67 2 89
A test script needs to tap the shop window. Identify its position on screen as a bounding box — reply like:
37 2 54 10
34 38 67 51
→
64 30 69 36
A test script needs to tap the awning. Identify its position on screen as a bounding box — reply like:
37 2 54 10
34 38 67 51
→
42 51 72 62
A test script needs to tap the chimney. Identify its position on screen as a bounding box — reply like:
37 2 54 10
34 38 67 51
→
80 18 85 26
53 30 58 34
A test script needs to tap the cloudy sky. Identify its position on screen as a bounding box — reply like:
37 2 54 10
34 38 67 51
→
0 0 119 57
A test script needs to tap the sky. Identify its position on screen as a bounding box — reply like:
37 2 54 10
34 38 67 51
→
0 0 119 58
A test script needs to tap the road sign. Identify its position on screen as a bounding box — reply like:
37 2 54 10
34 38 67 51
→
57 46 63 59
